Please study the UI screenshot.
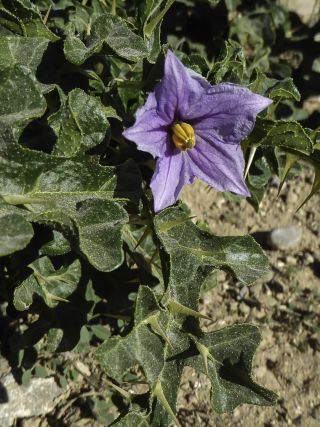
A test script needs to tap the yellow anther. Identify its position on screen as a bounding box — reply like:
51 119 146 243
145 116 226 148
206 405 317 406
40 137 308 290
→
171 122 196 151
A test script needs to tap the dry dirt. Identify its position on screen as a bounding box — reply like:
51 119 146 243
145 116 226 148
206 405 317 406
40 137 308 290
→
177 166 320 426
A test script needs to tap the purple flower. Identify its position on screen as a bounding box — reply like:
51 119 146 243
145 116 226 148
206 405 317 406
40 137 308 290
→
123 51 272 212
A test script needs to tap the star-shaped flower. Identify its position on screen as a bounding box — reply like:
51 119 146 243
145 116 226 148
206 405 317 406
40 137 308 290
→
123 51 272 212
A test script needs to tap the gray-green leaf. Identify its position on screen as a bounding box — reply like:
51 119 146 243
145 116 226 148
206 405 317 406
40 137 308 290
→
189 324 278 412
2 0 59 41
0 205 33 257
64 13 148 65
0 36 48 72
155 206 269 310
14 257 81 310
48 88 110 157
0 65 46 132
74 198 128 272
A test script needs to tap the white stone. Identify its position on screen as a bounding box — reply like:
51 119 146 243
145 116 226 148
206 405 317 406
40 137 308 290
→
269 225 302 250
0 374 65 427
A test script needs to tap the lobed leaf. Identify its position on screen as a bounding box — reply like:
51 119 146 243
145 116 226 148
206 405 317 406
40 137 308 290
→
48 88 110 157
40 230 71 256
0 138 141 207
0 202 33 257
0 65 46 133
97 286 277 424
74 198 128 272
64 13 148 65
14 257 81 310
0 137 140 265
154 206 269 309
251 73 300 101
111 412 150 426
1 0 59 41
0 36 48 72
250 118 313 155
209 40 247 84
188 324 278 412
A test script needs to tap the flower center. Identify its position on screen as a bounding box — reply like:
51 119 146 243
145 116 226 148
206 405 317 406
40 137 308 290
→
171 121 196 151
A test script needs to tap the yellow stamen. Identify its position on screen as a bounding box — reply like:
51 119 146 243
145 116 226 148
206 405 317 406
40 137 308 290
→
171 121 196 151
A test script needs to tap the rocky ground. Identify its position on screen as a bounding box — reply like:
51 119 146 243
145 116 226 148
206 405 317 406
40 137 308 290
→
177 166 320 426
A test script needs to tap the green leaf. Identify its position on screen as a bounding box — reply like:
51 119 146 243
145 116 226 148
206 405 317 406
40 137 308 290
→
246 156 272 211
40 230 71 256
0 138 141 208
224 0 242 11
144 0 175 38
0 203 33 256
14 257 81 310
250 119 313 155
209 40 247 84
21 369 32 386
155 206 269 310
266 78 300 101
0 137 140 270
2 0 59 41
46 328 64 353
90 325 110 341
0 6 25 36
97 286 276 423
74 198 128 272
0 65 46 132
0 36 48 72
96 286 186 424
277 152 299 196
34 364 48 378
112 412 150 426
251 73 300 102
188 324 278 412
96 287 168 387
64 13 148 65
297 155 320 209
207 0 220 5
96 323 164 386
48 88 110 156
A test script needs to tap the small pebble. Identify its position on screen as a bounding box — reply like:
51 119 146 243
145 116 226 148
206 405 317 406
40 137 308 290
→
229 302 238 312
270 176 281 187
285 255 297 265
262 270 274 283
251 307 266 320
268 225 302 250
304 252 314 264
239 303 250 316
237 285 249 300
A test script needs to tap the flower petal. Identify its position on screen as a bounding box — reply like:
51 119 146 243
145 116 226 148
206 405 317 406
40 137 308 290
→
188 131 250 196
123 93 169 158
155 51 208 122
187 83 272 144
150 147 193 212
